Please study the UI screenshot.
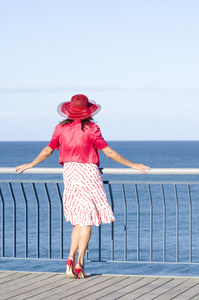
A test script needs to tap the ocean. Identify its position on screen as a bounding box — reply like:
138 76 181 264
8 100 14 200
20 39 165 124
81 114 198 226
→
1 140 199 170
1 141 199 276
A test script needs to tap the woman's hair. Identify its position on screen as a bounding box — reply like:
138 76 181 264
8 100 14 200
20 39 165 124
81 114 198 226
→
60 117 94 130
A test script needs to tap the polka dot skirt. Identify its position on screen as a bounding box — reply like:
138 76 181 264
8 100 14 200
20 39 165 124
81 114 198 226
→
63 162 116 226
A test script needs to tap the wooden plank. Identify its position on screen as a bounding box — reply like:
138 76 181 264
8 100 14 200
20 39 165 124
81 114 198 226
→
0 272 29 284
1 272 48 295
40 275 112 300
0 271 18 280
0 272 39 288
4 274 82 300
94 277 155 300
135 277 189 300
102 276 159 300
0 272 99 300
189 289 199 300
104 277 166 300
171 283 199 300
152 278 199 300
72 276 143 300
1 271 199 300
0 273 64 300
119 277 181 300
61 275 130 300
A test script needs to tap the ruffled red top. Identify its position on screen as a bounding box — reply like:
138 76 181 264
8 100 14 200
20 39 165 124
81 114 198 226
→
48 120 108 166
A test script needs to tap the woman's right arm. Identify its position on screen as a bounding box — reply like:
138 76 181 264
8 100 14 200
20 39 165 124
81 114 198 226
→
16 146 54 173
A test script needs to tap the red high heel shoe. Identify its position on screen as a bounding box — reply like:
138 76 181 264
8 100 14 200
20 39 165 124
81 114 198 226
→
66 256 76 279
75 262 87 279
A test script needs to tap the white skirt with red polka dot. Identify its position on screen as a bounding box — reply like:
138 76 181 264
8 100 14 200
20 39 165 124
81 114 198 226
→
63 162 116 226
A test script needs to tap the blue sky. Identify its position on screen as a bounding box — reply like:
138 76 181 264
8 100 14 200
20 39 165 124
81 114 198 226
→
0 0 199 141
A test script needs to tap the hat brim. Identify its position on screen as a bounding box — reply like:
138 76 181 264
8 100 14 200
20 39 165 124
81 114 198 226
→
57 100 101 119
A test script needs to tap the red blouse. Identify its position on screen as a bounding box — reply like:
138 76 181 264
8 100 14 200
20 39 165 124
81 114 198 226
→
48 120 108 166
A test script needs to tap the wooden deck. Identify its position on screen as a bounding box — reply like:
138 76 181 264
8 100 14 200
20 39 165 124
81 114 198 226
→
1 271 199 299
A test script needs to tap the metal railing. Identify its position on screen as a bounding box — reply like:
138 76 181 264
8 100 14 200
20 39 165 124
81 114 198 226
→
1 168 199 266
2 167 199 174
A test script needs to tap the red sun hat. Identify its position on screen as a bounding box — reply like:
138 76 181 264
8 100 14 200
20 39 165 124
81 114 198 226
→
57 94 101 120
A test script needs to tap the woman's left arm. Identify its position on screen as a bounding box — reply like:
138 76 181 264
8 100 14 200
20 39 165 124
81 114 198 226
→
16 146 54 173
102 146 150 174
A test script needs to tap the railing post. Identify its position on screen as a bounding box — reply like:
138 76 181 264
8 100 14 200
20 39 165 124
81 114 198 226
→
174 185 179 263
0 188 5 257
187 184 192 263
121 184 127 261
99 225 101 262
20 183 28 258
56 183 63 259
148 184 153 262
161 184 166 262
108 183 114 261
44 183 51 259
8 183 16 258
32 183 40 259
134 184 140 262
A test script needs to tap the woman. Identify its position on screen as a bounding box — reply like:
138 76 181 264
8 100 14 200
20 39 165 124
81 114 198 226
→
16 94 150 279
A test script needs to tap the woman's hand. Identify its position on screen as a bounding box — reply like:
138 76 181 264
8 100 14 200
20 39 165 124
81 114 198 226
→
16 163 33 174
131 163 150 174
16 146 54 174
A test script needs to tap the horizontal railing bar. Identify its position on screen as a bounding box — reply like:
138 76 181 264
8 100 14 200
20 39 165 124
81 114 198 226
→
101 168 199 175
0 257 66 261
1 256 199 265
88 260 199 265
106 181 199 185
1 180 199 185
2 167 199 175
0 180 63 183
0 168 63 174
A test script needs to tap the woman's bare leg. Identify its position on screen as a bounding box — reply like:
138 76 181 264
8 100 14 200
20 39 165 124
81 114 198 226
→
77 225 92 266
68 224 80 261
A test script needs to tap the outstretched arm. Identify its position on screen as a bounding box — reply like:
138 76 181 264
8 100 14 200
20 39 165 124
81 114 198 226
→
101 146 150 174
16 146 54 173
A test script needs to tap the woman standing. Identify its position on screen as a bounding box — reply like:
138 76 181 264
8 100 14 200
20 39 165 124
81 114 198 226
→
16 94 150 279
